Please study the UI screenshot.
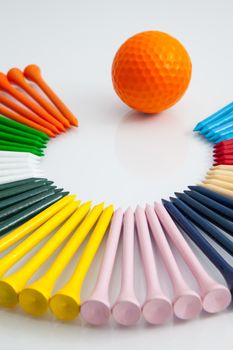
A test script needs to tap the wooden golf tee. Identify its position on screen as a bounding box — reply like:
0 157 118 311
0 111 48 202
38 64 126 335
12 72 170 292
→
163 200 233 294
0 120 47 145
0 184 56 211
81 208 123 325
24 65 78 126
207 169 233 177
145 204 202 320
183 190 233 221
173 193 233 237
112 208 141 326
206 175 233 183
0 177 47 194
0 94 58 135
0 188 63 222
135 206 172 324
0 73 64 132
0 201 92 308
0 104 55 137
19 203 104 316
0 162 38 170
188 185 233 208
0 174 43 186
201 183 233 199
203 178 233 190
0 151 41 160
213 165 233 171
7 68 70 129
0 168 43 178
155 203 231 313
0 199 78 308
49 205 113 320
194 102 233 131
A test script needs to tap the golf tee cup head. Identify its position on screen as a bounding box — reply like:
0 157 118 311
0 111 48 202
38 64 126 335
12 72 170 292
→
19 287 49 316
49 293 80 321
142 296 172 325
0 281 18 308
81 299 111 326
173 290 202 320
202 284 231 313
112 299 141 326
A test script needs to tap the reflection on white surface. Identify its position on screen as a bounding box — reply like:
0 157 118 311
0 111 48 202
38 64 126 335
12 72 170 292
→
116 110 186 179
42 96 211 209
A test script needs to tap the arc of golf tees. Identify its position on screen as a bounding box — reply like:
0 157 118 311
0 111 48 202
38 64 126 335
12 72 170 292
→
0 199 78 282
0 193 71 254
0 151 41 160
0 158 39 166
145 204 202 320
0 162 39 170
203 179 233 191
201 183 233 199
135 206 172 324
207 173 233 182
0 94 59 135
214 152 233 160
188 185 233 208
184 190 233 221
0 201 92 308
0 156 39 164
0 173 45 185
0 165 38 174
7 68 70 129
0 167 42 178
212 165 233 171
0 73 64 132
0 126 47 147
194 101 233 131
204 111 233 135
213 159 233 166
19 203 104 316
0 104 55 137
0 183 55 210
112 207 141 326
0 116 49 141
173 193 233 237
0 169 44 179
24 65 78 126
0 177 48 194
214 150 233 157
49 205 113 321
209 169 233 177
163 200 233 294
155 202 231 313
81 208 123 325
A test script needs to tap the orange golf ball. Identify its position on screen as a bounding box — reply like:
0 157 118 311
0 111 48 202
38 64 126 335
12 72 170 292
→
112 31 192 114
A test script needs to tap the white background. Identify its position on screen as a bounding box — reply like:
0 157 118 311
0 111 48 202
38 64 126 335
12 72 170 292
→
0 0 233 349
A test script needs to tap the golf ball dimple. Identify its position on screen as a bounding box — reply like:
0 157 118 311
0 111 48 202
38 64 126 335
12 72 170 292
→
112 31 192 114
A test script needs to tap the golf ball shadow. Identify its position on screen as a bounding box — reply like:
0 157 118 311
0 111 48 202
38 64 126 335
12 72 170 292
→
115 110 187 180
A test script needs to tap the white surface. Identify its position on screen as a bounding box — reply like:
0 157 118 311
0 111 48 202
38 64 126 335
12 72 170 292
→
0 0 233 349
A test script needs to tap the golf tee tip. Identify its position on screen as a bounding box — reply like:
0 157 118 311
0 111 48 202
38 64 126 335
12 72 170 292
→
71 117 79 127
193 125 200 132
